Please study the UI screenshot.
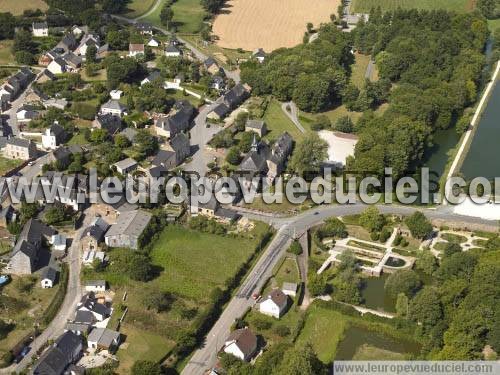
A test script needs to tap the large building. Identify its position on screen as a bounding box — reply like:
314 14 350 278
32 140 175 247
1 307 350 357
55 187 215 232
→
105 210 152 249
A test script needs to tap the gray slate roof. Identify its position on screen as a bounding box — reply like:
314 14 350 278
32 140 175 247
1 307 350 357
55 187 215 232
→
105 210 152 239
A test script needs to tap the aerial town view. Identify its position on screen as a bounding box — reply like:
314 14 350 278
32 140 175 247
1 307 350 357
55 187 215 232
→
0 0 498 374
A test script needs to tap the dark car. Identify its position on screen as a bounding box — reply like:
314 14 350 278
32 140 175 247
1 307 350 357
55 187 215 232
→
14 347 30 363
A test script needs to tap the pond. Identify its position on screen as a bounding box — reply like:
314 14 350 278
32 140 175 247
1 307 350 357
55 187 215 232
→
335 326 421 360
423 126 460 179
360 275 396 313
385 257 406 267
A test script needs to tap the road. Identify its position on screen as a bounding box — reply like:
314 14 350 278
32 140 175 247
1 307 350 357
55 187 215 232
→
3 213 91 374
184 99 225 176
281 101 305 134
19 152 51 181
181 202 498 375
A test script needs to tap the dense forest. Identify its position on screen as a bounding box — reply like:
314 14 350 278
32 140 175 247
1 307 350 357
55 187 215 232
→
241 10 489 178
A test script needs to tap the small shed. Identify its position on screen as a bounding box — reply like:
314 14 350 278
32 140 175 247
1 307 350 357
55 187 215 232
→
41 266 58 288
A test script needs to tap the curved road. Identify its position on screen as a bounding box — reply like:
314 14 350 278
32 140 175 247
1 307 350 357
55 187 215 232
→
281 101 305 134
181 203 497 375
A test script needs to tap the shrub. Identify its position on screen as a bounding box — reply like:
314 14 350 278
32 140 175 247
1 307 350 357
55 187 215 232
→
288 240 303 255
273 325 291 337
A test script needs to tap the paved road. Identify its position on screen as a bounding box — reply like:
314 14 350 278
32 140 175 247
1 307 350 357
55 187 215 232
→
281 101 305 134
184 99 224 177
19 152 51 181
181 202 498 375
3 213 91 374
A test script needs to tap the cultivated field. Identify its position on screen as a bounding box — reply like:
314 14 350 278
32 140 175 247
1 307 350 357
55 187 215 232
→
0 0 48 15
352 0 473 13
212 0 340 51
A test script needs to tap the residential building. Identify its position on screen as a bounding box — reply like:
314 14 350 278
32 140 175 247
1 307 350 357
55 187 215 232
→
71 25 89 36
65 321 91 336
32 21 48 37
80 217 110 252
42 121 68 150
105 210 152 249
141 70 161 86
155 100 194 138
211 75 225 91
47 57 68 75
25 87 48 103
129 43 145 57
253 48 266 63
100 100 127 118
43 98 68 110
135 22 153 35
113 157 138 175
110 90 123 100
77 292 110 321
75 34 100 57
50 234 67 253
259 288 288 318
62 52 82 71
223 83 250 109
152 133 190 169
147 38 160 47
93 114 123 135
204 57 221 75
32 331 83 375
37 69 57 83
87 328 121 352
7 219 56 275
207 103 230 121
82 250 106 266
245 119 267 137
56 33 77 53
266 132 293 178
223 328 258 361
85 280 106 293
165 44 182 57
41 266 58 288
16 105 40 123
3 138 37 160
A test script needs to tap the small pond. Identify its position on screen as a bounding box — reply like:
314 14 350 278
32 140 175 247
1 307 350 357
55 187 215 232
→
360 275 396 313
335 326 421 360
385 257 406 267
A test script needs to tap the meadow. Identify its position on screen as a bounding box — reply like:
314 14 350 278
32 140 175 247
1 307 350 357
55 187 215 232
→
141 0 206 34
0 0 47 15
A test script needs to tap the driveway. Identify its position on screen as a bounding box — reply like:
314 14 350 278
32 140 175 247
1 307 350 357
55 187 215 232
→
281 101 305 134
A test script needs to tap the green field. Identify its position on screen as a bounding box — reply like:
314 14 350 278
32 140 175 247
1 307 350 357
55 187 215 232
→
0 156 22 176
125 0 157 18
142 0 206 34
0 0 47 15
148 224 268 299
352 0 473 13
263 99 306 141
296 306 350 362
0 41 15 65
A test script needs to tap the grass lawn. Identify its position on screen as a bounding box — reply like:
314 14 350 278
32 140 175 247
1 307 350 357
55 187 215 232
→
81 69 107 82
263 99 306 141
116 323 176 373
148 224 268 300
142 0 206 34
0 275 58 358
0 41 15 65
67 132 88 146
351 53 371 88
352 344 406 360
296 305 349 363
441 233 467 244
352 0 473 13
125 0 157 18
0 156 22 176
171 0 206 34
0 0 47 15
488 18 500 31
306 105 363 126
166 88 201 107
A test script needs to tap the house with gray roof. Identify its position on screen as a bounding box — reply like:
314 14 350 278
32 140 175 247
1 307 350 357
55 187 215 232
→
80 217 109 252
207 103 230 121
77 292 110 321
100 100 127 117
88 328 121 352
165 44 182 57
113 157 137 175
93 113 123 135
56 33 77 53
155 100 195 138
141 70 162 86
223 83 250 109
41 266 58 288
245 119 267 137
32 331 83 375
32 21 48 37
7 219 56 275
105 210 152 249
3 137 37 160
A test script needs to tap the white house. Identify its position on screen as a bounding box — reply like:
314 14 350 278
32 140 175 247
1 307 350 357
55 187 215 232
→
77 293 110 321
41 267 57 288
85 280 107 293
253 48 266 63
223 328 258 361
165 45 182 58
129 43 145 58
100 99 127 117
16 106 39 123
32 22 48 37
47 58 68 75
259 288 288 319
42 121 67 150
147 38 160 47
88 328 120 352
